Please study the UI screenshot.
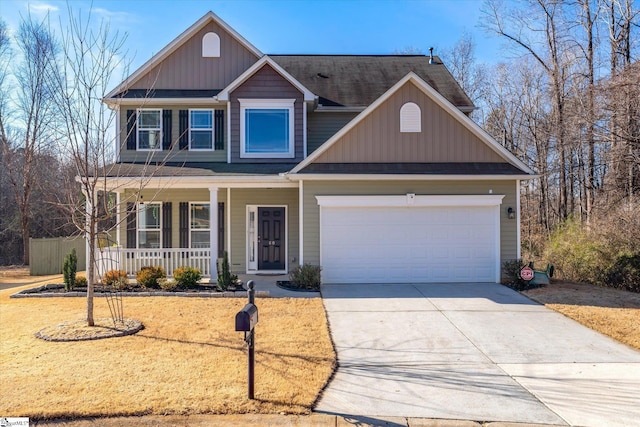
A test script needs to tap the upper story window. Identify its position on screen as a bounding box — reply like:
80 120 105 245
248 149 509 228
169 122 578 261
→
189 109 214 150
240 99 295 158
137 109 162 150
190 202 210 248
400 102 421 133
202 32 220 57
138 202 161 248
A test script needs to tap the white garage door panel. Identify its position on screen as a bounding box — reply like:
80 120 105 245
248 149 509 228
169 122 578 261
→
321 206 498 284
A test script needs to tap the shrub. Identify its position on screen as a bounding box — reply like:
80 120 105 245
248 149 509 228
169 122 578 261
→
136 266 166 289
174 266 202 289
158 277 178 291
217 251 238 291
289 264 322 291
604 253 640 293
75 276 88 287
103 269 129 290
62 248 78 291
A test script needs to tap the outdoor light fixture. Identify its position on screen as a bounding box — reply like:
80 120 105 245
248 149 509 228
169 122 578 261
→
507 207 515 219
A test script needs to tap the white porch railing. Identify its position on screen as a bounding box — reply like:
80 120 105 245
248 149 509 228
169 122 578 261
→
95 247 212 278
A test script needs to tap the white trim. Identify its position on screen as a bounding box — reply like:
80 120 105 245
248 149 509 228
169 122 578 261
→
188 201 212 249
105 11 261 99
115 107 121 162
208 189 218 279
137 202 162 249
400 102 421 133
226 188 231 256
299 180 304 265
115 191 121 246
290 72 535 175
188 109 215 151
315 194 505 208
102 176 298 192
136 108 163 151
217 56 315 102
289 174 537 181
516 180 521 260
303 101 307 158
106 98 223 107
202 32 220 57
226 101 231 164
246 204 288 273
494 204 502 283
239 99 295 159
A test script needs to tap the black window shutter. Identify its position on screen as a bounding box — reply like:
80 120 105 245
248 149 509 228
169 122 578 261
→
218 202 224 258
179 202 189 248
126 202 136 248
179 110 189 150
162 202 172 248
126 110 136 150
214 110 224 150
162 110 172 150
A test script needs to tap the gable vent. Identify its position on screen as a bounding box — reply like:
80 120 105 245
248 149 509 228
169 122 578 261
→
400 102 421 133
202 32 220 57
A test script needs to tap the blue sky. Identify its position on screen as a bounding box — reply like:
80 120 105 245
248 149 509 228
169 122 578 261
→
2 0 508 83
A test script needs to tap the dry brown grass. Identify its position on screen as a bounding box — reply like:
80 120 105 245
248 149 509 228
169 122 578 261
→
0 279 335 420
523 281 640 350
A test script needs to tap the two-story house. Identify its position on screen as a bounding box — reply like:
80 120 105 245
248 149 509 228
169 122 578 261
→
100 11 534 284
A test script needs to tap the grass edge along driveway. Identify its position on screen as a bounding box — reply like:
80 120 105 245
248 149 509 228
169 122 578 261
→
0 286 335 420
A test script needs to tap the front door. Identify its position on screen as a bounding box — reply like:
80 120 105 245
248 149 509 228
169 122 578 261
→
258 207 285 270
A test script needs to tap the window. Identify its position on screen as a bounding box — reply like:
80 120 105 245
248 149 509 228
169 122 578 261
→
137 109 162 150
190 203 210 248
189 110 213 150
240 99 295 158
202 32 220 57
400 102 421 133
138 203 161 248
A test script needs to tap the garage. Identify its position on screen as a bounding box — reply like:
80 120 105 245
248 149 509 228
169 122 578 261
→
317 195 504 284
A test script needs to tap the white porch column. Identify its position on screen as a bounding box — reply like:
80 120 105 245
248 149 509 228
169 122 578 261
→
209 187 219 280
114 191 121 247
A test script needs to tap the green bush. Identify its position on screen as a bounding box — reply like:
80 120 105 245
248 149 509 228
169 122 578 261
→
75 276 88 287
217 251 238 291
62 249 78 291
158 277 178 291
502 259 543 291
136 266 166 289
604 253 640 293
103 269 129 290
174 266 201 289
289 264 322 291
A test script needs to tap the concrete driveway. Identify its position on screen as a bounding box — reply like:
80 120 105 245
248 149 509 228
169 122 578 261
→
316 283 640 426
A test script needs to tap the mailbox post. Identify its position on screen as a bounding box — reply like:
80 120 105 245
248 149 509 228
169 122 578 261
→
235 280 257 399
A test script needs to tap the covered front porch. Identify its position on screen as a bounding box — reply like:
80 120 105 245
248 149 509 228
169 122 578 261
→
95 175 300 281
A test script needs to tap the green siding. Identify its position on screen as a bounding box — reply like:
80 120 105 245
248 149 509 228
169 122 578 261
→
307 112 358 154
302 180 518 268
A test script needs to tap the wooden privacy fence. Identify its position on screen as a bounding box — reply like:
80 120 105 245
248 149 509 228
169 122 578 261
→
29 237 86 275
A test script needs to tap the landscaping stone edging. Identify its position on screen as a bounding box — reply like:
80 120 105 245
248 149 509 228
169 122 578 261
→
10 286 270 299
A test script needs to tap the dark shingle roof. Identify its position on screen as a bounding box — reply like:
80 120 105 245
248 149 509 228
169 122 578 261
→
298 163 525 175
270 55 474 108
99 162 294 177
116 89 220 98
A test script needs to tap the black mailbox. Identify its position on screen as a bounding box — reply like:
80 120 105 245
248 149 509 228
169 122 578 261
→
235 303 258 331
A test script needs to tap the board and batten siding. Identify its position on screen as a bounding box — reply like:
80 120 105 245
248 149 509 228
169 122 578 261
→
229 64 304 163
229 188 299 273
313 81 505 164
302 180 518 272
307 111 358 155
119 188 228 251
118 105 227 163
129 21 258 90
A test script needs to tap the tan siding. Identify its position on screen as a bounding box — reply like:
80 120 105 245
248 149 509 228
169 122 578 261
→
302 180 517 270
229 64 304 163
314 81 504 164
119 105 227 163
130 21 258 90
229 188 299 273
307 112 357 154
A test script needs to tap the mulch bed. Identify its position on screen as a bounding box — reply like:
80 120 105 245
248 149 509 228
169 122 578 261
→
276 280 319 293
11 283 252 298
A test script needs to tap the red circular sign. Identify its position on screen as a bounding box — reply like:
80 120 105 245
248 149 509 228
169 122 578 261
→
520 266 534 281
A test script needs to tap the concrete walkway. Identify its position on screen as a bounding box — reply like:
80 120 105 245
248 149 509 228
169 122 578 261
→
317 283 640 427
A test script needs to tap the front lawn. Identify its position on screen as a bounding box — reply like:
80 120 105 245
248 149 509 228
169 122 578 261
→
0 283 335 420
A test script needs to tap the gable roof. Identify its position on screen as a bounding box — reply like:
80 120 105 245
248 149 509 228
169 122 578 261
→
270 55 474 110
290 72 535 176
105 11 262 99
217 56 315 102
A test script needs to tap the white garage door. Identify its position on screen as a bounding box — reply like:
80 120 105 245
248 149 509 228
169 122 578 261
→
318 195 502 284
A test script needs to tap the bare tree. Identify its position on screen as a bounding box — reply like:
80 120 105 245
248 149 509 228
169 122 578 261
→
0 16 59 265
50 7 129 326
